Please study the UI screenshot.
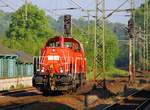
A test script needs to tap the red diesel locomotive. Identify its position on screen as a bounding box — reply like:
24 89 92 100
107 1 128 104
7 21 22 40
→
32 36 86 93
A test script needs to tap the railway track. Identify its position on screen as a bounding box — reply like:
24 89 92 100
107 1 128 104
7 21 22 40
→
0 87 45 110
0 101 39 110
0 82 95 110
0 80 149 110
0 87 37 96
104 89 150 110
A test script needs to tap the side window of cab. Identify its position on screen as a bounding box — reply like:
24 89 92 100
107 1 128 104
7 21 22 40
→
64 42 72 49
74 43 80 52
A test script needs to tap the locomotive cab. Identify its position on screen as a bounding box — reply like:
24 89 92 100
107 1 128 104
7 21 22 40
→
32 36 86 93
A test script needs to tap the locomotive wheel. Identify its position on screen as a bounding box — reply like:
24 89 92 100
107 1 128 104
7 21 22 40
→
42 90 49 96
80 74 86 86
72 80 77 92
79 74 84 87
82 74 86 86
73 85 77 92
66 88 73 94
70 88 73 93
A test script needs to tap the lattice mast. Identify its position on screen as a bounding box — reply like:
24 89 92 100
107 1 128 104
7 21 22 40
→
144 0 149 71
93 0 106 87
128 0 135 82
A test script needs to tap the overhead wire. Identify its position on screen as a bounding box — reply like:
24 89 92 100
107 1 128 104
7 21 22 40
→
5 0 19 8
70 0 95 17
45 5 91 38
0 0 16 11
105 0 129 18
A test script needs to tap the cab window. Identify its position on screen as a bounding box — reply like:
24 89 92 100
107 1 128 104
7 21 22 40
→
48 41 60 47
74 43 80 52
64 42 72 48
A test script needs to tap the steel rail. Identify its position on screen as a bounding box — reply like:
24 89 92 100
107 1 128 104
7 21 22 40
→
0 87 36 96
103 88 150 110
0 101 39 110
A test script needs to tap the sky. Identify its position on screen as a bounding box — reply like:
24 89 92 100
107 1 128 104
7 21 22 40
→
0 0 143 24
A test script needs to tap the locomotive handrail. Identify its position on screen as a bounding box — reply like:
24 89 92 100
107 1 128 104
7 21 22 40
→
35 55 76 74
33 36 86 93
34 55 86 74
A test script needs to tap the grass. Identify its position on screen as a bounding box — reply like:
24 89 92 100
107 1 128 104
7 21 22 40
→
145 73 150 78
105 68 127 77
48 98 57 102
87 67 128 81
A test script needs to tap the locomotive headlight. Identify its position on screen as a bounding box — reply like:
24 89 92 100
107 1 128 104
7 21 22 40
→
60 66 63 73
41 69 44 73
52 48 55 52
41 67 44 73
60 69 63 73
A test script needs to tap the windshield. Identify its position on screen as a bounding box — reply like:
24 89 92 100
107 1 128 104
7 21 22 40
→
47 41 60 47
64 42 72 48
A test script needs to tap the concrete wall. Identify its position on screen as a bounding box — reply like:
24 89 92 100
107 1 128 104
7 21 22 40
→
0 77 32 90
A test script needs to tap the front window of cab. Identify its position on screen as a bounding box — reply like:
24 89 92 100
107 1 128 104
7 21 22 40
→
64 42 72 48
49 42 60 47
47 41 60 47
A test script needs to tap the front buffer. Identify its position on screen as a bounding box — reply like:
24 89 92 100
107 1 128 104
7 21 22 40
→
33 73 78 92
32 57 80 93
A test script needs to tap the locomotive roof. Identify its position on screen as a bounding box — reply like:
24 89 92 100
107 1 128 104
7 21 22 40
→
45 36 84 51
47 36 80 43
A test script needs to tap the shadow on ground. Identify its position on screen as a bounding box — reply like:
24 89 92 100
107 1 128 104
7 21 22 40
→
132 89 150 98
87 104 110 110
90 86 116 99
80 81 116 99
123 87 139 97
2 90 41 97
0 101 75 110
42 91 64 97
2 90 64 97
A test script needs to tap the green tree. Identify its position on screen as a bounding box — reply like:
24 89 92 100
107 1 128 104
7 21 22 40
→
72 19 119 71
0 10 10 37
4 3 56 55
7 3 50 39
134 1 150 69
105 28 119 69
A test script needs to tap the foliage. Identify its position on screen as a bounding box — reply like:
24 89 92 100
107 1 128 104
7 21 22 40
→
105 67 127 77
3 4 56 55
134 1 150 69
115 44 128 67
145 73 150 78
2 36 48 55
71 18 119 79
139 58 149 70
0 10 10 37
7 3 50 39
107 22 129 68
54 16 64 34
107 22 127 40
87 67 127 80
1 6 120 80
104 27 119 68
135 1 150 28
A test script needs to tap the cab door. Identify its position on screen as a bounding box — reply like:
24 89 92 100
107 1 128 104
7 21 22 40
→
74 43 82 73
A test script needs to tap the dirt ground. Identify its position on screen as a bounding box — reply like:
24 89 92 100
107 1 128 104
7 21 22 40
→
0 77 150 110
